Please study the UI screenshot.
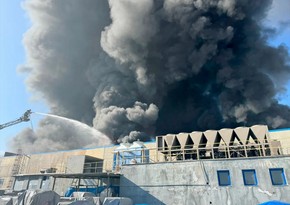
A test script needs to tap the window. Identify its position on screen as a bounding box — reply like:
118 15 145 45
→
28 177 39 190
242 169 257 186
0 178 4 187
217 170 231 186
14 178 25 191
41 176 50 190
269 168 287 186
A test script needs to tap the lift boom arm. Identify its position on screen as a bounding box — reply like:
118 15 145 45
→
0 110 32 130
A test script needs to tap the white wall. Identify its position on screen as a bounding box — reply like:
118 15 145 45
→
120 156 290 205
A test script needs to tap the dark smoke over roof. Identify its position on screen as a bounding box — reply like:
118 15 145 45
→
11 0 290 153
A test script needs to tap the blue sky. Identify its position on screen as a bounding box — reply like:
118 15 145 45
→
265 0 290 105
0 0 289 154
0 1 47 154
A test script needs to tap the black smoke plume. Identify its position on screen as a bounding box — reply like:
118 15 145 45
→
11 0 290 153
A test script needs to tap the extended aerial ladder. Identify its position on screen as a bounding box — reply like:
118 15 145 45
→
0 109 32 130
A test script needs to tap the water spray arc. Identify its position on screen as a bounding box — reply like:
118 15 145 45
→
33 112 112 143
6 110 112 154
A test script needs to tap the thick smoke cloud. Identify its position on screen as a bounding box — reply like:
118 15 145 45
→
11 0 290 153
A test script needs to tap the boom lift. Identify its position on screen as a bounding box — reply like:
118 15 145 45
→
0 110 32 130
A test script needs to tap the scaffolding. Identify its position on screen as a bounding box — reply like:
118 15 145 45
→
7 149 26 189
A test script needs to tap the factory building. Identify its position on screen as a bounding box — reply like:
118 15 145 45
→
0 125 289 204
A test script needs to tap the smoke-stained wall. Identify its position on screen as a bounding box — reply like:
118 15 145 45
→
11 0 290 153
120 157 290 204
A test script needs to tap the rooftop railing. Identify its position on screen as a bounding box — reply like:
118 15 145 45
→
110 140 288 172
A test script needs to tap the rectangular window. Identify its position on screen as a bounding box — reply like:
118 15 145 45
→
242 169 257 186
41 176 50 190
28 177 39 190
14 178 25 191
0 178 4 187
217 170 231 186
269 168 287 186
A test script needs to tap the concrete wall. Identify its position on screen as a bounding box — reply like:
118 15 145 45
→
120 156 290 205
66 155 86 173
0 156 16 189
24 150 87 174
0 145 117 190
0 142 155 190
269 129 290 154
16 145 118 175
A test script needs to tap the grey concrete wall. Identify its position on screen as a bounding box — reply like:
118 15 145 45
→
66 155 85 173
269 130 290 154
120 156 290 205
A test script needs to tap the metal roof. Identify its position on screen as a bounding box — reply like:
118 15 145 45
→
14 172 120 179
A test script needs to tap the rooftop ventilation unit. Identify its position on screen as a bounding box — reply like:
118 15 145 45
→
156 125 282 161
